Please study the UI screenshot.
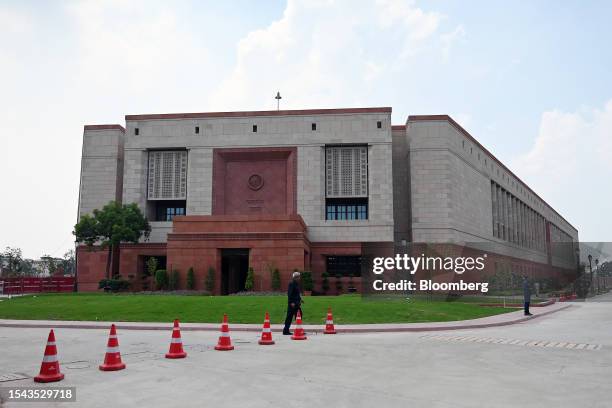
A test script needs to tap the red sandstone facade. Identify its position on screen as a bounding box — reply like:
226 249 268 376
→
76 107 578 294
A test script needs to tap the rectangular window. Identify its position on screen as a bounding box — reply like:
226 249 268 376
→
147 150 188 200
325 145 368 198
326 256 362 277
325 198 368 220
154 200 186 221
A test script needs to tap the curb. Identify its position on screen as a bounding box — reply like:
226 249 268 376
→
0 305 572 334
478 299 557 308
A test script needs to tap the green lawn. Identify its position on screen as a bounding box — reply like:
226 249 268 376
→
0 293 515 324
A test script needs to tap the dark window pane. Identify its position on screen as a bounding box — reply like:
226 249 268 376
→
326 256 362 277
325 198 368 221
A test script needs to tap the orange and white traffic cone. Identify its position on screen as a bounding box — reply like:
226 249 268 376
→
165 319 187 359
34 329 64 383
258 312 275 345
291 311 307 340
214 314 234 351
324 307 337 334
99 324 126 371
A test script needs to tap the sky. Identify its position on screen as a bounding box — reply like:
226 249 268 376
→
0 0 611 259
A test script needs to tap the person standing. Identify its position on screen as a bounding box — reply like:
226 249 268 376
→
523 276 533 316
283 271 302 335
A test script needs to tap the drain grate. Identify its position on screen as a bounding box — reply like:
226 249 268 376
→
420 334 603 351
0 373 29 382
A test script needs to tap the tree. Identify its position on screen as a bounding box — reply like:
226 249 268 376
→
61 250 76 276
169 269 180 290
245 267 255 291
301 271 313 292
40 255 58 276
321 271 330 294
271 268 281 291
205 267 216 293
19 259 35 276
155 269 169 290
186 267 195 290
1 247 24 276
146 257 158 277
335 273 343 294
73 201 151 279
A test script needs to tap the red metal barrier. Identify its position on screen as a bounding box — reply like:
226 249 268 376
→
0 277 74 295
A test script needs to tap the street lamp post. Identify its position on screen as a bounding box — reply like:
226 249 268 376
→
595 258 600 292
588 254 593 295
574 247 581 296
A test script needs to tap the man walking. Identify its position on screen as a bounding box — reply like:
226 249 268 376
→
523 276 533 316
283 271 302 335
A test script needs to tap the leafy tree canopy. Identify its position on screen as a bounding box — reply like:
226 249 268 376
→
73 201 151 248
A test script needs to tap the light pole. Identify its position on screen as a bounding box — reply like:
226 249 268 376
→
575 247 581 297
595 258 600 292
588 254 593 295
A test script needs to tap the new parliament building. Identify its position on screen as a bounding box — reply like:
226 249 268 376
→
76 107 579 293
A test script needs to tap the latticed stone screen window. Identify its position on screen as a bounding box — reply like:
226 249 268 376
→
325 146 368 198
147 150 188 200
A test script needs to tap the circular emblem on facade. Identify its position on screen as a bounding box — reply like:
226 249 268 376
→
248 174 264 191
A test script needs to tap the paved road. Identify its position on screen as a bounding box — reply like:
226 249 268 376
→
0 296 611 408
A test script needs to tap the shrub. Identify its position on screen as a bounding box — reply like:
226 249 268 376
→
347 272 357 292
146 257 158 277
98 278 130 292
169 269 180 290
155 269 169 290
245 267 255 291
271 268 281 291
335 273 343 294
186 267 195 290
301 271 313 291
205 267 216 293
321 271 330 294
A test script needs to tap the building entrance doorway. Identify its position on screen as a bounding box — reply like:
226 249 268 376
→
221 249 249 295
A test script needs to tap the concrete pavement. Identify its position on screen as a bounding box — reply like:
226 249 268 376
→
0 297 610 407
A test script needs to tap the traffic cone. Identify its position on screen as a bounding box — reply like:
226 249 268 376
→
214 314 234 351
324 307 337 334
165 319 187 358
258 312 275 345
34 329 64 383
291 310 307 340
99 324 126 371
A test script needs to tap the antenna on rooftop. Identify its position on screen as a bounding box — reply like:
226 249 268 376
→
275 91 282 111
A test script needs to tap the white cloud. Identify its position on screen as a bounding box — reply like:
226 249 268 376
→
440 24 465 61
209 0 449 110
0 0 466 258
512 100 612 241
65 0 212 96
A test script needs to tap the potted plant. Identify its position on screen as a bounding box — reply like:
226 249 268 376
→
186 267 195 290
301 271 313 296
348 272 357 293
335 273 343 295
205 266 216 294
321 271 330 295
245 267 255 291
271 268 281 291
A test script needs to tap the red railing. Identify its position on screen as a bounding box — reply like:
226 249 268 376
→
0 277 75 294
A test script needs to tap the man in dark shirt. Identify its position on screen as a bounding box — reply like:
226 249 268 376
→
283 271 303 335
523 276 533 316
